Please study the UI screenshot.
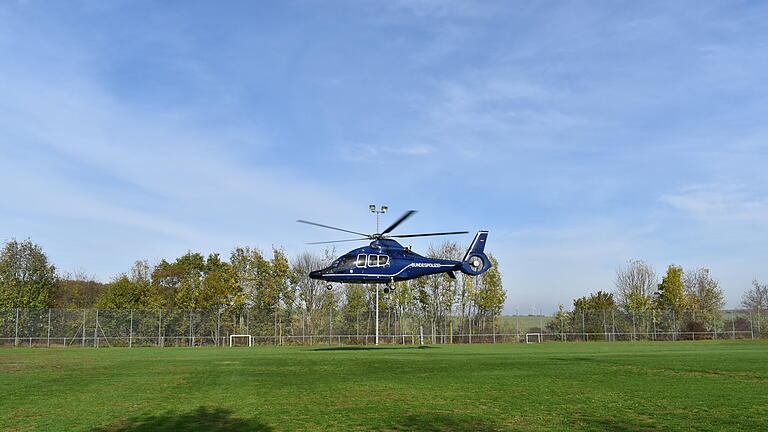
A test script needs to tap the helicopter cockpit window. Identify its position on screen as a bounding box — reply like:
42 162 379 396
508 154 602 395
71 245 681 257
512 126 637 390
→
336 256 355 271
367 255 379 267
356 254 367 268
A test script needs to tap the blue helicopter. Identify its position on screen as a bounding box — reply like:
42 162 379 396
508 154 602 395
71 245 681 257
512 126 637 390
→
298 209 491 292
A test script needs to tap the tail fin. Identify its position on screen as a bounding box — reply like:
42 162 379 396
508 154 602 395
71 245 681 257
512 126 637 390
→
460 231 491 275
462 231 488 261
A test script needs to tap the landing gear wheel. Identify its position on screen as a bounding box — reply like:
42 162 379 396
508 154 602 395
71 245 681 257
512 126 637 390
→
326 284 334 291
383 287 391 294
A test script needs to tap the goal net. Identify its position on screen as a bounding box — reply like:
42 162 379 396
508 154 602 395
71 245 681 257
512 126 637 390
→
229 334 253 347
525 333 542 344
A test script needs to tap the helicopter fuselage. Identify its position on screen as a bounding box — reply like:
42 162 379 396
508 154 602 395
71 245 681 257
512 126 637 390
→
309 238 461 284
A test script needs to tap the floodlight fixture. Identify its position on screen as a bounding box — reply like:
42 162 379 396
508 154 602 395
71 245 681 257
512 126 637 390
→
381 206 388 213
369 204 376 212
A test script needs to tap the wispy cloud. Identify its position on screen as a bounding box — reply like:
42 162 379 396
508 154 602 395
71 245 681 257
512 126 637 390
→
662 183 768 223
337 143 436 161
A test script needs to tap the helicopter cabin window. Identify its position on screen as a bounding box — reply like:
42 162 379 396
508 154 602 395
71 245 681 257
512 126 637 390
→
356 254 367 268
365 254 389 267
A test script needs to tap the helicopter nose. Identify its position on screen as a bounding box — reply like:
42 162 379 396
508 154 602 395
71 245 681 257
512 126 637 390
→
309 270 322 279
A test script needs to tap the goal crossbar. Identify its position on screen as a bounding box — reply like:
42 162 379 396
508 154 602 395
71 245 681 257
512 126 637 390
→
229 334 253 347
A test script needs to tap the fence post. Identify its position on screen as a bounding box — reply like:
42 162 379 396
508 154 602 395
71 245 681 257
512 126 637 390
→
94 309 99 348
82 309 86 347
47 308 51 348
129 309 133 348
611 310 616 342
582 311 586 342
158 309 162 347
750 310 755 340
189 310 193 347
561 312 565 342
14 308 19 347
602 310 607 341
672 309 676 341
731 310 736 340
468 316 472 344
632 310 636 342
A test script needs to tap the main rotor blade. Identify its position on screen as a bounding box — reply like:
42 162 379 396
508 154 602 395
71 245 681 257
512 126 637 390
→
307 238 370 245
297 220 370 237
380 210 417 235
390 231 469 239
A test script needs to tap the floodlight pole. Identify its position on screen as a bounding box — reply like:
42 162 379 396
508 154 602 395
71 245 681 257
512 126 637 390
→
368 204 387 346
370 204 387 236
375 285 380 345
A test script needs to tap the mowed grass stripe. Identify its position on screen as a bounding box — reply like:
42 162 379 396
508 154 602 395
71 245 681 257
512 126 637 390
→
1 341 767 431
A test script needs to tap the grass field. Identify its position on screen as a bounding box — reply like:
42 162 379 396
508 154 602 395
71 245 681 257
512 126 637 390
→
1 341 767 431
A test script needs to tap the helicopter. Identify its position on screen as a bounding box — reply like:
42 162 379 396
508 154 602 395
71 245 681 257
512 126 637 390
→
297 208 491 293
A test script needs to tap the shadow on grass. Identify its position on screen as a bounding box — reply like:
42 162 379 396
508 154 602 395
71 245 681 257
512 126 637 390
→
92 407 272 432
310 345 440 351
389 413 499 431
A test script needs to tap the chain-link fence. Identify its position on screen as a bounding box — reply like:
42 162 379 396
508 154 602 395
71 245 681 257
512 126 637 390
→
0 308 763 348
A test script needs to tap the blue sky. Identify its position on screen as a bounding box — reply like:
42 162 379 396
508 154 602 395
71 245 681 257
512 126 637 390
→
1 0 767 313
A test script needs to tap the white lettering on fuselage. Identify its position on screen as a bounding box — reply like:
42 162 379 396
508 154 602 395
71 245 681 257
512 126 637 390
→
411 263 444 268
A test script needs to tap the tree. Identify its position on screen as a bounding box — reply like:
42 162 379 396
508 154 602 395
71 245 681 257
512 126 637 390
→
96 275 145 309
198 254 238 310
572 291 616 339
573 291 616 312
653 265 688 312
470 254 505 336
741 279 768 311
55 270 107 308
684 268 724 316
472 254 505 317
151 252 239 310
614 259 655 312
417 241 462 342
0 239 57 308
292 251 329 335
230 246 270 307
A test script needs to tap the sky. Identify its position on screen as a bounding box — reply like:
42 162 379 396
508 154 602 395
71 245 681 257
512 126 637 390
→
1 0 767 313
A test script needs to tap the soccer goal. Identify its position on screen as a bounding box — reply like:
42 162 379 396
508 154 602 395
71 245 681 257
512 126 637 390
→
525 333 542 344
229 334 253 347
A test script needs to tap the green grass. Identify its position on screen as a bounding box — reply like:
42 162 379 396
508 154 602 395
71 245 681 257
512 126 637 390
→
1 342 767 431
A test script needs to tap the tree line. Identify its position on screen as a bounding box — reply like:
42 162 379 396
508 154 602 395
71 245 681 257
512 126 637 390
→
548 259 767 336
0 238 506 337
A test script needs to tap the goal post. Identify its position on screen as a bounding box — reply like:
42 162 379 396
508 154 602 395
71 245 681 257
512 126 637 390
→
525 333 542 344
229 334 253 347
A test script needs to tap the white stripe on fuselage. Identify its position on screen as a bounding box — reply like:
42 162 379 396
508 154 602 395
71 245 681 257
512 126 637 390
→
322 262 455 278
